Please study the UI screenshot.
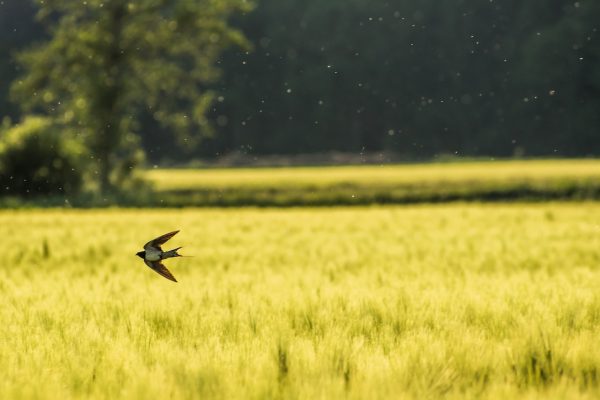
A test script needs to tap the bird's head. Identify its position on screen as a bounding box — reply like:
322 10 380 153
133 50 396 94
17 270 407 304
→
136 251 145 259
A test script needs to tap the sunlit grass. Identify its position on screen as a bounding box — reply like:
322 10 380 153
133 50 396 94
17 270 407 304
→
2 204 600 398
143 159 600 206
147 159 600 190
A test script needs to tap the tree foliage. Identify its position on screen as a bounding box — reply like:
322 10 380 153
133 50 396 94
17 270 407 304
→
11 0 251 193
0 116 85 196
1 0 599 163
203 0 600 159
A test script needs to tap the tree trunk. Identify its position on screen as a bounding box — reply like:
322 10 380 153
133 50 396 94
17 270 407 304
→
96 3 125 196
99 148 111 196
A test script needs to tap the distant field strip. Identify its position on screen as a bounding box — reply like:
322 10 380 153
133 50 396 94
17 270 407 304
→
2 204 600 399
146 159 600 206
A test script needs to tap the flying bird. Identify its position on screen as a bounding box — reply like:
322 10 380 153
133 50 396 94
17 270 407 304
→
136 230 183 282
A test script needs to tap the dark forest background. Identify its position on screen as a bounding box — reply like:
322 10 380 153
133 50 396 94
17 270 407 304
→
1 0 599 164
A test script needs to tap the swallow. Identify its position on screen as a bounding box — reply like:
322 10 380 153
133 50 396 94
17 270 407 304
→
136 230 183 282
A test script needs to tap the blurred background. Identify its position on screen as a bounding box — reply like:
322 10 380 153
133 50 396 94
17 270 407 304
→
0 0 599 205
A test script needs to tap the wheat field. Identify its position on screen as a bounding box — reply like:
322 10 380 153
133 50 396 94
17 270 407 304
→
2 204 600 399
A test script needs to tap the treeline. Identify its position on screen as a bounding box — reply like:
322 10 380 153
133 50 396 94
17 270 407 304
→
1 0 599 162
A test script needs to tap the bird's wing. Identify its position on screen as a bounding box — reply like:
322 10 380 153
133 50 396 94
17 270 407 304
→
144 230 179 251
144 260 178 282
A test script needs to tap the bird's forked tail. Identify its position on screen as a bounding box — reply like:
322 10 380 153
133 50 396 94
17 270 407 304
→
163 247 184 259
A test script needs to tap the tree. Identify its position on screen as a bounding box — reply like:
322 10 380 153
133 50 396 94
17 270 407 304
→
0 116 85 197
516 1 600 155
203 0 600 160
11 0 251 194
5 0 600 162
0 0 44 122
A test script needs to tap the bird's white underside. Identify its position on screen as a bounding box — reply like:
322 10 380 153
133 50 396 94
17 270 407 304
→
145 248 161 261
